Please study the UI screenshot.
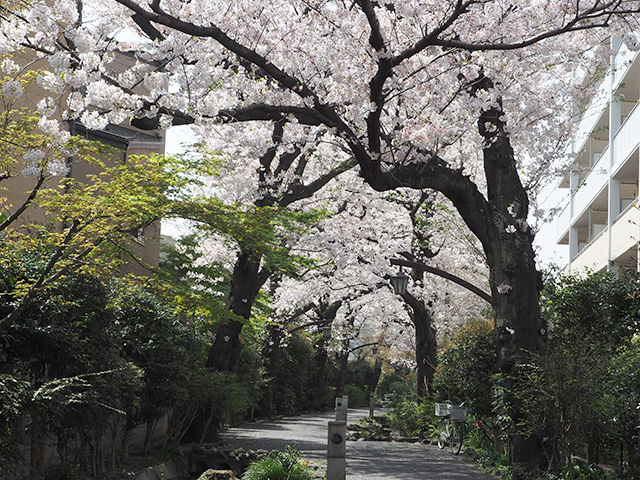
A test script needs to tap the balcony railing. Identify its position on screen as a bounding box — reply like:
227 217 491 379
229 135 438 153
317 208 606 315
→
613 102 640 174
571 149 609 224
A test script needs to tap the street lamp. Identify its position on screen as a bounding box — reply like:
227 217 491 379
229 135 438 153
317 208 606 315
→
390 268 410 295
323 325 332 340
389 257 491 303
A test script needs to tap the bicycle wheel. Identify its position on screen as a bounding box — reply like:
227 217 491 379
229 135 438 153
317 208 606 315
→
450 421 463 455
437 418 449 449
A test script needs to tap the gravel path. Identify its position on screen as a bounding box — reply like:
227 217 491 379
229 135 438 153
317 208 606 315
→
219 407 498 479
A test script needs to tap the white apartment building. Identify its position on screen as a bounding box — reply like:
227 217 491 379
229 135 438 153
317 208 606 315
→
545 37 640 274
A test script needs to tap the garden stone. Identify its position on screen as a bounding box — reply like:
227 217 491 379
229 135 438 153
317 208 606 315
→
197 469 237 480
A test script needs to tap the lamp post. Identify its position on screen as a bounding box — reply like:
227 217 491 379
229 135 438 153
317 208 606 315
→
389 258 491 303
338 342 379 358
322 324 332 340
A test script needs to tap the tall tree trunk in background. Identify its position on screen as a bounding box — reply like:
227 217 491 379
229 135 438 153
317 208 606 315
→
336 348 349 399
258 325 283 417
368 356 383 396
310 300 342 410
403 292 437 398
29 411 50 480
310 345 329 411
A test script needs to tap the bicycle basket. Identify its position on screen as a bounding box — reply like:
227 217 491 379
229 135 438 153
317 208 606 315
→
449 406 467 421
435 403 451 416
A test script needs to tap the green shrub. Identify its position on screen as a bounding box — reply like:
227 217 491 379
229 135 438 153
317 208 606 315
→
532 269 640 473
44 462 80 480
0 374 27 476
563 463 615 480
433 318 499 417
272 333 315 415
241 447 314 480
375 364 413 399
343 384 367 407
385 399 435 439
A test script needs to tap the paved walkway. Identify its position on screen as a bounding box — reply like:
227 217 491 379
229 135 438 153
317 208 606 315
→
220 408 497 479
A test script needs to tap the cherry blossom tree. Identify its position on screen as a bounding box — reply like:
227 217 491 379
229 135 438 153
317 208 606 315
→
169 121 355 373
6 0 640 473
390 190 489 397
269 175 487 401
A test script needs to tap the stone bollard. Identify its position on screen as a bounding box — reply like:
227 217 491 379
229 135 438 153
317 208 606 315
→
327 420 346 480
335 397 348 422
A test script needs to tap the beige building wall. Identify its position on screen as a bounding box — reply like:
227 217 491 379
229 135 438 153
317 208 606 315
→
1 47 166 275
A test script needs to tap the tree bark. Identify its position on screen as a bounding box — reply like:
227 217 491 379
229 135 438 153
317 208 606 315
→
257 324 283 417
403 292 437 398
477 87 546 474
310 344 328 411
206 251 267 371
336 350 349 398
368 356 383 395
486 224 546 473
193 251 268 440
309 300 341 410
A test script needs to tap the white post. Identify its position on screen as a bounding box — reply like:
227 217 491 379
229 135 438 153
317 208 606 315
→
335 397 347 422
327 420 346 480
342 395 348 422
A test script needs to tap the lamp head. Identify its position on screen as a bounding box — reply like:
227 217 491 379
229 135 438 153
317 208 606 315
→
390 269 410 295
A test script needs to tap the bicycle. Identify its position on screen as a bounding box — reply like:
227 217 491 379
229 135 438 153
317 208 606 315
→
435 401 467 455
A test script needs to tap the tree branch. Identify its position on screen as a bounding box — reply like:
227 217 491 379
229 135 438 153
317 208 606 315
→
394 0 636 61
392 258 491 303
360 151 492 250
357 0 394 154
281 157 357 207
218 104 326 126
0 172 46 232
113 0 357 137
0 220 82 334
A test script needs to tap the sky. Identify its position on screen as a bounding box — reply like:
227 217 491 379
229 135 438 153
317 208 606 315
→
160 125 196 238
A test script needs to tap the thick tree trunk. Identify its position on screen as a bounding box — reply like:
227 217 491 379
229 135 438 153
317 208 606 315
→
487 229 546 474
192 252 268 441
206 251 266 372
403 293 437 398
477 87 547 475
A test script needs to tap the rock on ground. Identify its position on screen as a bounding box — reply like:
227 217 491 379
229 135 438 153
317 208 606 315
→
197 469 238 480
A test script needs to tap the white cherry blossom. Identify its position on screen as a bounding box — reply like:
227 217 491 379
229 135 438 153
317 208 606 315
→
2 80 22 99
